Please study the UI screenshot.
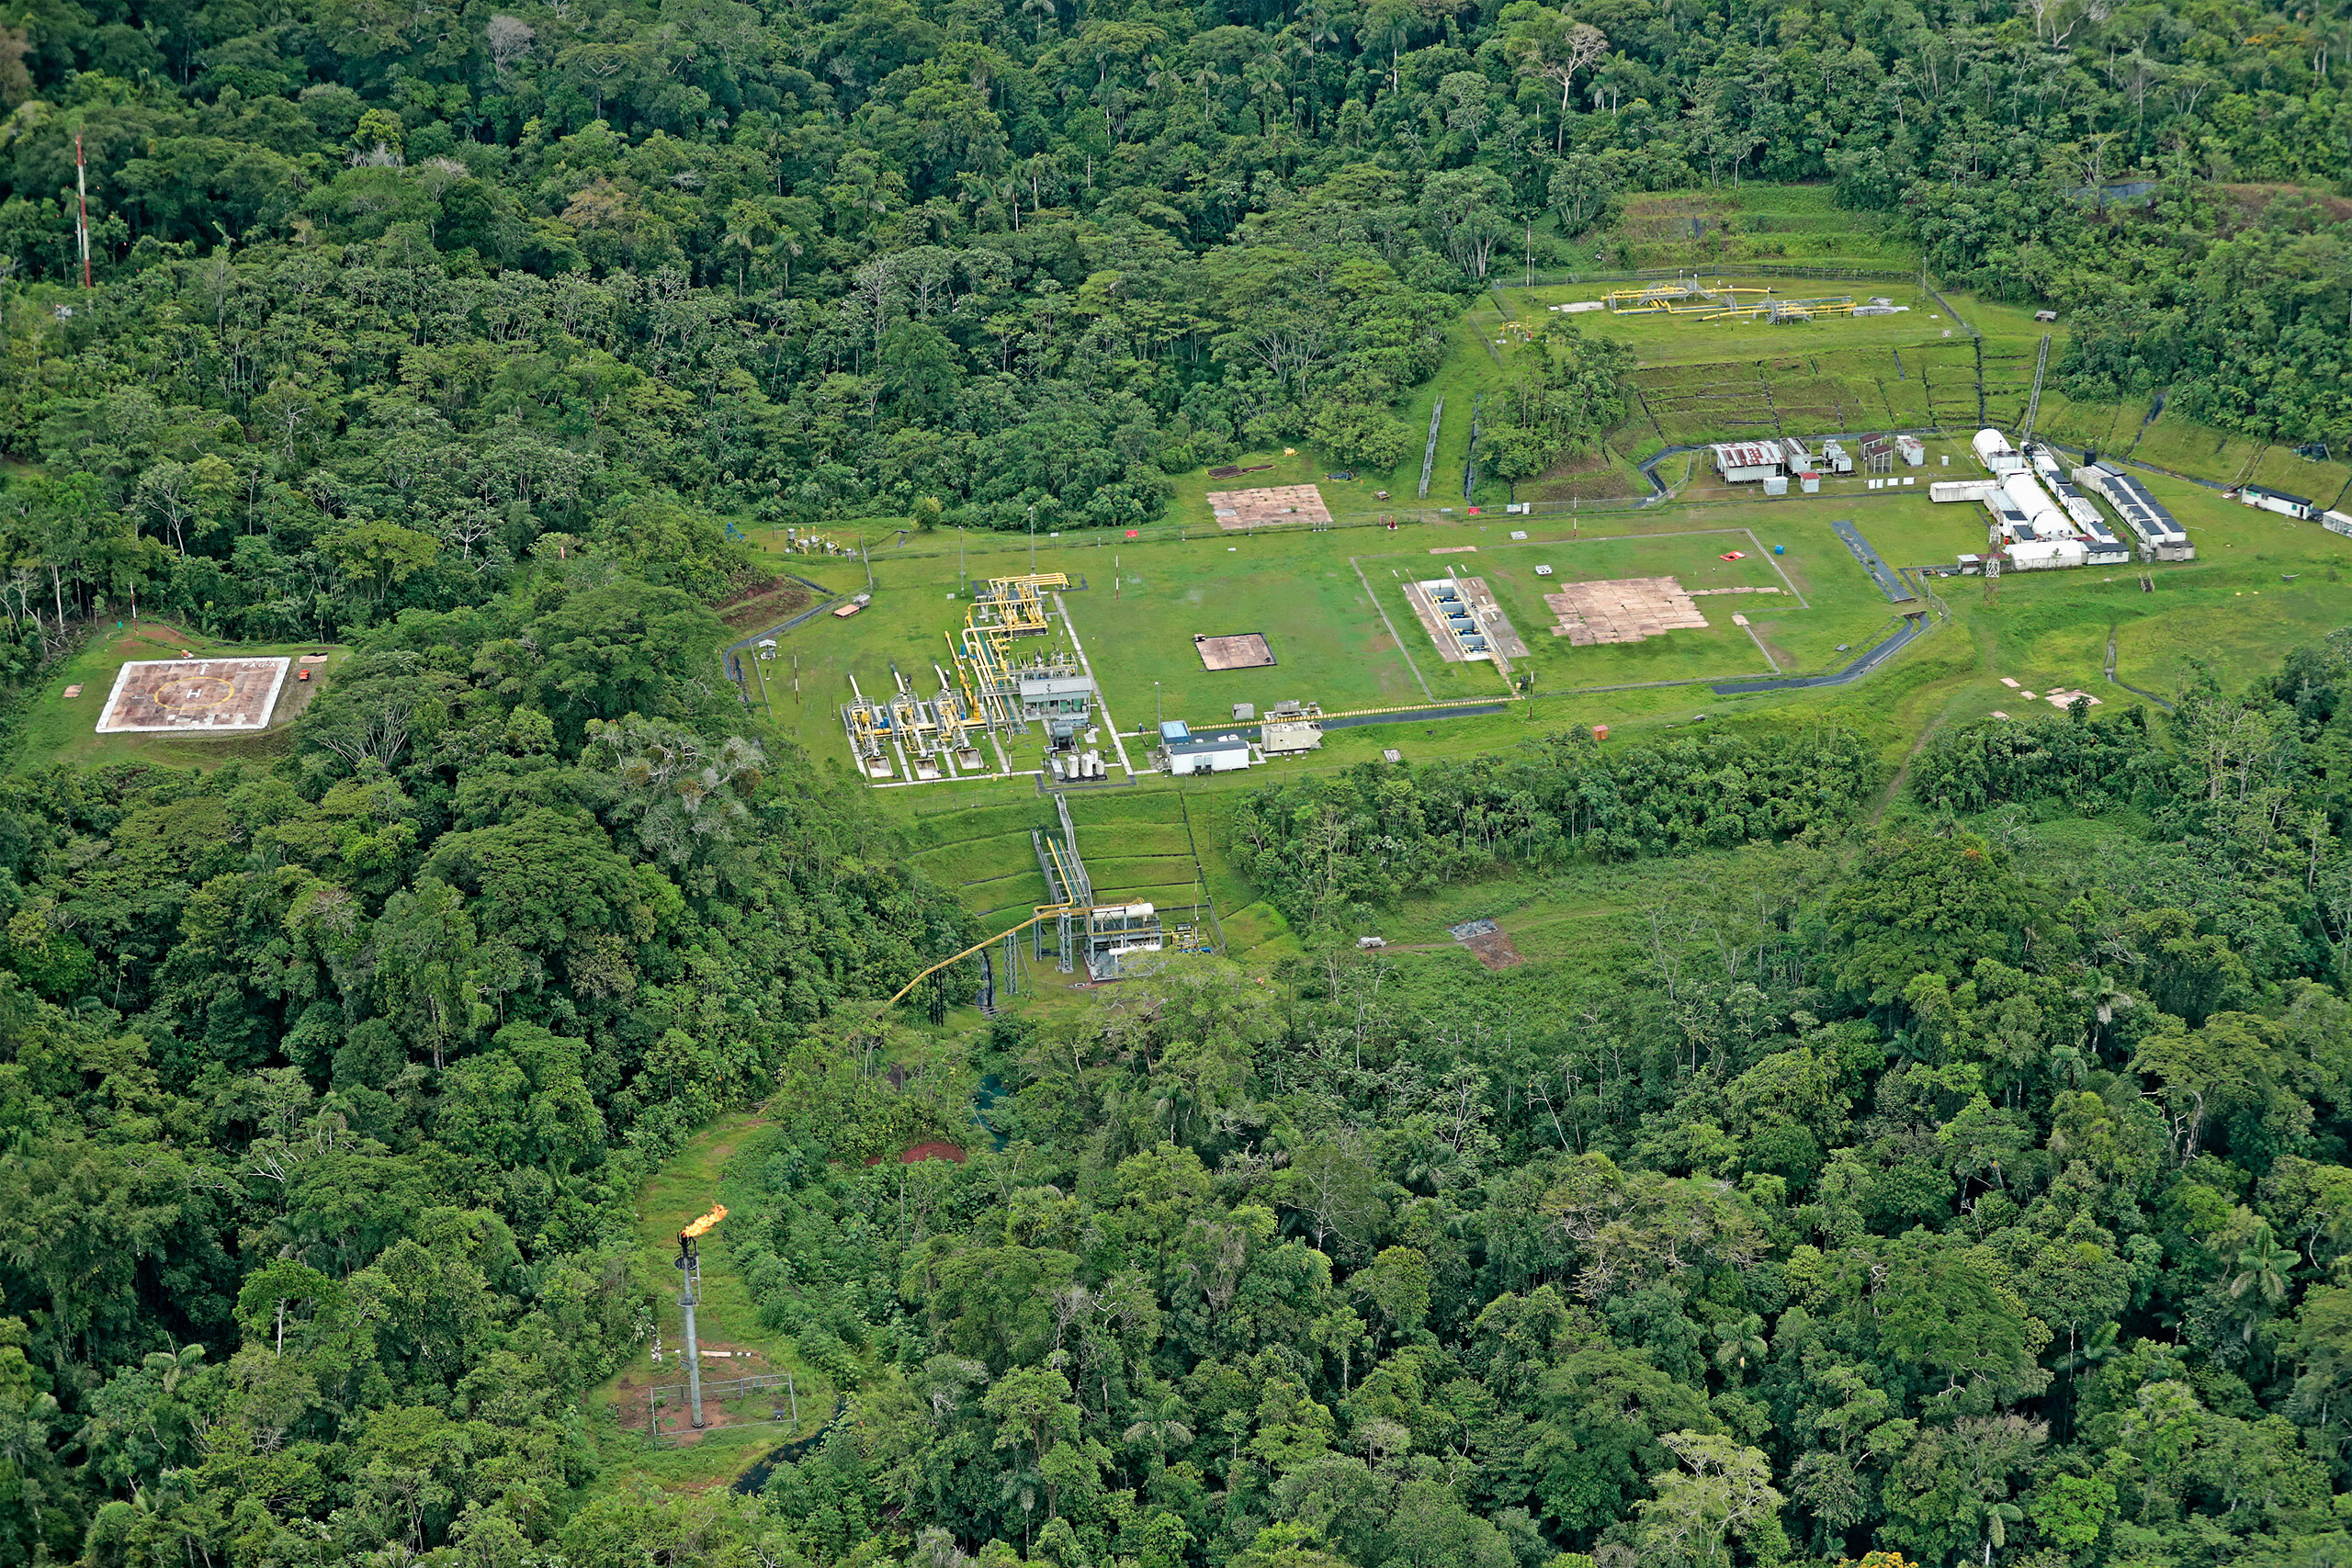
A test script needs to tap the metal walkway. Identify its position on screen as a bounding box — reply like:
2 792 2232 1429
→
1830 519 1916 603
1710 613 1927 694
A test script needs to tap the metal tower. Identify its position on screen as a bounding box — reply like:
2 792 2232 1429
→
676 1204 726 1428
2021 333 2052 443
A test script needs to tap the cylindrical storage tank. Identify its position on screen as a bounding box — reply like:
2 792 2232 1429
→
2000 471 2065 531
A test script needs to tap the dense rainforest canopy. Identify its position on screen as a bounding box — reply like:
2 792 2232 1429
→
0 0 2349 1563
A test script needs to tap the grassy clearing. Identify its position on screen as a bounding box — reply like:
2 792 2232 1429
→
14 620 350 773
1598 186 1921 271
751 251 2352 1039
1517 280 1950 367
585 1111 839 1495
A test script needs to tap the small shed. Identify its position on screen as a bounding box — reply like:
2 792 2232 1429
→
1020 675 1094 720
1166 732 1253 776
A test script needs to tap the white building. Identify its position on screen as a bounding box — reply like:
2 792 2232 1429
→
2004 538 2088 570
1165 732 1253 775
1972 428 2025 473
2000 471 2067 532
1710 442 1782 483
2239 485 2316 520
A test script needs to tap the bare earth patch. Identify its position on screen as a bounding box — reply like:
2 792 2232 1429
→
1195 633 1277 671
1448 919 1524 970
1207 484 1331 529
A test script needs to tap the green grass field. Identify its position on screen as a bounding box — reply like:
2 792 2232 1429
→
1597 186 1923 272
1509 279 1952 367
833 457 2352 998
14 619 350 773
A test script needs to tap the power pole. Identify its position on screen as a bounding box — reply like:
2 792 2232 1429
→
676 1205 726 1429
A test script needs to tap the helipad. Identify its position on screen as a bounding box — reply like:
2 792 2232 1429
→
96 657 292 733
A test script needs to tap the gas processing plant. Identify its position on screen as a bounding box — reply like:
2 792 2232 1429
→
839 572 1097 782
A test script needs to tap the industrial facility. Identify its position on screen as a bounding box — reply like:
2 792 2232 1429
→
2076 458 2194 561
839 573 1097 781
1934 429 2192 572
1260 700 1326 756
1035 794 1166 980
1709 433 1924 490
1600 277 1906 323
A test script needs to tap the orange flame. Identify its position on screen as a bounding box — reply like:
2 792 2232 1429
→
681 1203 727 1239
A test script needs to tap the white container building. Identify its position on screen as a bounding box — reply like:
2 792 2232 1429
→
2005 538 2088 570
1710 442 1782 483
2077 463 2193 560
1973 428 2025 473
1931 479 2003 503
1165 732 1254 775
1999 471 2068 533
1898 435 1926 468
2239 485 2316 520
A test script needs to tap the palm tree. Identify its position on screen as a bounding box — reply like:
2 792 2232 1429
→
1967 1498 2024 1565
2074 966 2134 1042
1193 63 1224 127
2052 1320 2119 1438
1713 1313 1768 1382
2231 1221 2298 1325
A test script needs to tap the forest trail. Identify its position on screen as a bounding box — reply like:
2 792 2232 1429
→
1872 720 1942 824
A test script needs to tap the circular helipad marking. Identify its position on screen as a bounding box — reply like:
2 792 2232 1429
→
152 674 236 710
